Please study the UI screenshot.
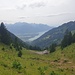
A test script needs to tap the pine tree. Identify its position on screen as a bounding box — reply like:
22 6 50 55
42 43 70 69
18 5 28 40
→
61 29 72 49
18 50 22 57
72 33 75 43
50 43 56 53
0 22 11 45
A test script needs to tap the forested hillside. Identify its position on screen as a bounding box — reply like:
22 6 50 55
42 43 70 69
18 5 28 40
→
32 21 75 48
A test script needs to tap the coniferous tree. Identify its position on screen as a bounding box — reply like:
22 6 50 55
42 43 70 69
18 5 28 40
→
61 29 72 49
0 22 11 45
72 33 75 43
18 50 22 57
14 37 20 51
50 43 56 53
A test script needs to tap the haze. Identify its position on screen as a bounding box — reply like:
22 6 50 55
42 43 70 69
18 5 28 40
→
0 0 75 26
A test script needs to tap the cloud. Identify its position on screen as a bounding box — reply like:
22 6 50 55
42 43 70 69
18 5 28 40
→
17 4 27 10
19 16 29 19
29 2 46 8
46 13 75 17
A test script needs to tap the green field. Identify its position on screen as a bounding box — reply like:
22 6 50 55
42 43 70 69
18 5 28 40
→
0 43 75 75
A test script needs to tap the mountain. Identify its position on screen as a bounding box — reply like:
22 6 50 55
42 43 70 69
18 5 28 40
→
31 21 75 48
6 22 53 42
6 22 52 34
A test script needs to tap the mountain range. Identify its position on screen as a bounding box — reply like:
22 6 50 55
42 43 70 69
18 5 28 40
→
6 22 53 42
31 21 75 48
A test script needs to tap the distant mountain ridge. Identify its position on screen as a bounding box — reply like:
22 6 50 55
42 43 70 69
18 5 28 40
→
6 22 53 42
31 21 75 48
6 22 52 35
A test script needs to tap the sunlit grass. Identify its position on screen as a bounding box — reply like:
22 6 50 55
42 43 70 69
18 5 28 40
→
0 43 75 75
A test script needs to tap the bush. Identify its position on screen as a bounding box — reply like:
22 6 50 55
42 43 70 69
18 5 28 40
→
2 48 5 51
12 61 22 70
38 67 45 75
50 71 56 75
10 46 12 49
1 62 8 67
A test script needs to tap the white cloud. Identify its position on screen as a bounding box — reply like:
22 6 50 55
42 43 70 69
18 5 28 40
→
16 4 27 10
0 0 75 26
29 2 46 8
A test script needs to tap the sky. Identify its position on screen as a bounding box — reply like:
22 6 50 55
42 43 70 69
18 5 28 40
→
0 0 75 26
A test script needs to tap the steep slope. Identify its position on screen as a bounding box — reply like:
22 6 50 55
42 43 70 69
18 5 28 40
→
0 22 27 48
32 21 75 48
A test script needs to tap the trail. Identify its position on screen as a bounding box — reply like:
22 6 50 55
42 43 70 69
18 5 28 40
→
30 50 49 55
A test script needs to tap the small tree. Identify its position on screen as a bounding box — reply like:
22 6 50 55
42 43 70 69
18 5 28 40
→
50 43 57 53
72 33 75 43
61 29 72 49
18 50 22 57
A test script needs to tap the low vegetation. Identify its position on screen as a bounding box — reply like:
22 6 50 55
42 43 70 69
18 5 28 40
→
0 43 75 75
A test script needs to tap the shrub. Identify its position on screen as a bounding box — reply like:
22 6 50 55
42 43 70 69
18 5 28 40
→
38 67 45 75
50 71 56 75
2 48 5 51
1 62 8 67
10 46 12 49
12 61 22 70
63 60 68 63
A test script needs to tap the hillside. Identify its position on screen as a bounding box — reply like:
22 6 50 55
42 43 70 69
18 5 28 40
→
0 42 75 75
0 22 27 48
31 21 75 48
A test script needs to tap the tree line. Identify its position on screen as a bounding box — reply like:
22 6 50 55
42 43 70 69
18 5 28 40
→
0 22 23 57
49 29 75 53
0 22 11 45
61 29 75 49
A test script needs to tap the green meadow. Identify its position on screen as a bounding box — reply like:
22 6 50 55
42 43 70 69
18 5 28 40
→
0 43 75 75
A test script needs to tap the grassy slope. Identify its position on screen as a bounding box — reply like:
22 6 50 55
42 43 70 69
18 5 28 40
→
0 43 75 75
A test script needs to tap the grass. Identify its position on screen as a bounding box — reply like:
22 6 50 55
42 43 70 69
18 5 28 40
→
0 43 75 75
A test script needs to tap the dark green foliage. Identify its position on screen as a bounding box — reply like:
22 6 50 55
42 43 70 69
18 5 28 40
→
29 45 41 50
38 67 45 75
50 71 56 75
72 33 75 43
0 22 28 50
50 43 57 53
61 30 72 49
19 46 22 50
10 46 12 49
18 50 22 57
61 29 75 49
14 37 19 51
2 48 5 51
12 61 22 70
13 37 23 51
0 22 11 45
1 62 8 68
32 21 75 48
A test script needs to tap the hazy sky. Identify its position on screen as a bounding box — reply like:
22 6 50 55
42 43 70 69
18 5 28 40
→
0 0 75 26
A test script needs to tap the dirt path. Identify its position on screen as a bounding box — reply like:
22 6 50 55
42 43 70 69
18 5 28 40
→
30 50 49 55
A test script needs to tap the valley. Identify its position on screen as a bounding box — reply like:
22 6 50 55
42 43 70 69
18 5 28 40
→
17 31 46 42
6 22 53 42
0 0 75 75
